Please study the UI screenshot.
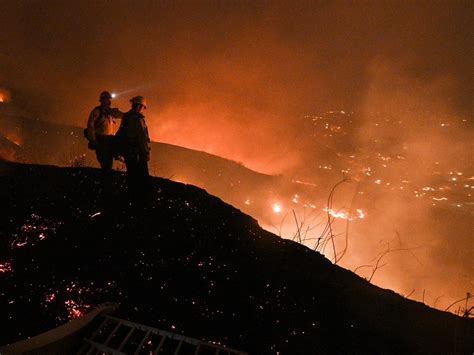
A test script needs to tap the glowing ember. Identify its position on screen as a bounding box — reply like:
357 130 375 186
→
64 300 85 319
244 199 250 205
272 203 282 213
292 180 318 187
355 209 365 219
292 195 299 203
15 241 28 248
326 209 349 219
0 95 3 103
0 262 12 273
45 293 56 303
11 214 63 249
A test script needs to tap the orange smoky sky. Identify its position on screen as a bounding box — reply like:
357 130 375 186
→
0 1 471 174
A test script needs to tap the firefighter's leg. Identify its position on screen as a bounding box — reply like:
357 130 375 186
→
96 136 113 170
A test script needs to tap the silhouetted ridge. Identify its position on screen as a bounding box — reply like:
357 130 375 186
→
0 161 472 354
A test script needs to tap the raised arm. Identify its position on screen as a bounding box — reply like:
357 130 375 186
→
109 107 124 119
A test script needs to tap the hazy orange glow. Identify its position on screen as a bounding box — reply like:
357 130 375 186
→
0 124 23 147
150 104 303 174
0 1 471 313
0 88 10 103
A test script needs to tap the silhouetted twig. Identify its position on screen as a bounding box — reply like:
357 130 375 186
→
445 293 472 317
366 244 421 283
312 175 351 264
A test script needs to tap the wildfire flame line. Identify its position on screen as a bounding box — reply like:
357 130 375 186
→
324 207 365 220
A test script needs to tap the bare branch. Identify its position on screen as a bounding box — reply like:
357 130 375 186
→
445 293 472 312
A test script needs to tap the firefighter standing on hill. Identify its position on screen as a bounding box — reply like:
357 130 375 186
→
86 91 124 170
117 96 151 203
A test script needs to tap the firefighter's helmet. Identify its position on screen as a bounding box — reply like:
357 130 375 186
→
99 91 112 100
130 96 147 109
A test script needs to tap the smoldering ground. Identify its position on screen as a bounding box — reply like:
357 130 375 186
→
0 1 472 310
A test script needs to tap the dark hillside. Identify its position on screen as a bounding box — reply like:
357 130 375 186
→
0 161 472 354
0 116 287 220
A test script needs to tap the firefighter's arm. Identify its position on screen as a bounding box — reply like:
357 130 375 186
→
109 108 124 119
86 108 100 142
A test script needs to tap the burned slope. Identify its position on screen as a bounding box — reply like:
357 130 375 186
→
0 161 472 354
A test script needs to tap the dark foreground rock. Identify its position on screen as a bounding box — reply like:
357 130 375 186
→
0 161 472 354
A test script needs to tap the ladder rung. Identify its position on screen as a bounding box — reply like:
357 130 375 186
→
153 335 166 355
89 317 109 341
118 327 135 351
174 339 184 355
134 330 151 355
104 321 122 346
194 344 201 355
85 315 248 355
84 338 126 355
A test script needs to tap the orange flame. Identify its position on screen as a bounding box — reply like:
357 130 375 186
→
272 202 282 213
324 207 366 221
0 88 10 103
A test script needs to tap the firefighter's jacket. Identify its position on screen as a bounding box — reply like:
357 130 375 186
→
120 110 151 162
86 106 123 141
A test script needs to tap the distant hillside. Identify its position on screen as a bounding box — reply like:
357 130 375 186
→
0 115 275 180
0 161 472 354
0 115 292 219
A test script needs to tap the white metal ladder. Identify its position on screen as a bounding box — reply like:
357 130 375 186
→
77 314 249 355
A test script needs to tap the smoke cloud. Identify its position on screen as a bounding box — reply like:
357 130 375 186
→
1 1 472 309
2 1 469 172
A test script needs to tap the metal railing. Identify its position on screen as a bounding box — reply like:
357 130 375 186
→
78 315 249 355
